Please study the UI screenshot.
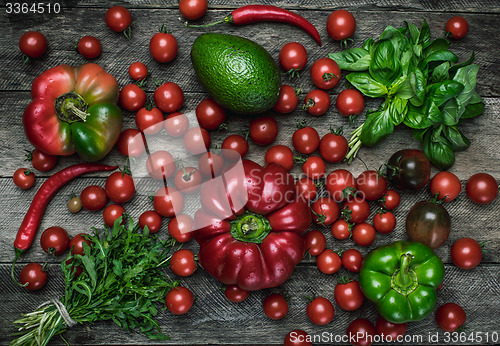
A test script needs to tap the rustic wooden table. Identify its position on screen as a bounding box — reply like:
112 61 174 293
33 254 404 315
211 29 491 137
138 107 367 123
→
1 0 499 345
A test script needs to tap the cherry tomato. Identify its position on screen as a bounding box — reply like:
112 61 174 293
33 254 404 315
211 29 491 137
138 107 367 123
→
149 31 178 63
262 293 288 320
302 156 326 180
146 150 176 180
346 318 377 346
80 185 107 211
451 237 482 269
174 167 202 194
165 286 194 315
128 62 148 81
292 126 320 154
331 219 352 240
373 211 396 234
386 149 430 190
67 196 82 213
310 58 341 90
105 171 135 204
69 233 91 256
465 172 498 204
153 186 184 217
165 112 189 137
445 16 469 40
103 204 125 228
296 177 318 202
28 148 57 172
222 134 249 161
342 199 370 224
249 116 278 146
196 98 226 130
199 151 224 178
379 189 400 210
224 284 249 303
40 226 70 256
139 210 162 233
304 89 330 116
311 197 339 225
326 10 356 41
326 169 357 202
334 279 364 311
154 82 184 113
284 329 312 346
356 170 387 201
430 171 461 202
20 263 47 290
135 107 164 135
304 230 326 256
341 249 363 272
179 0 207 20
316 249 341 274
376 316 407 342
336 89 365 117
265 145 294 171
19 31 47 59
117 129 146 157
13 168 35 189
279 42 308 73
168 214 194 243
319 132 348 163
77 36 101 59
352 222 376 247
306 297 334 325
436 303 466 332
170 249 197 277
183 127 211 154
273 85 299 113
105 6 132 32
120 84 146 112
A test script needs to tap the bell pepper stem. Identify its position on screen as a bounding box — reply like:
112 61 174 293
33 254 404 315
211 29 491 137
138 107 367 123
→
391 253 418 296
230 212 272 244
55 92 90 123
398 253 412 287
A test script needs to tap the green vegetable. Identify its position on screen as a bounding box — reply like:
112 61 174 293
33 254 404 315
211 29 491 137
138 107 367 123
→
11 218 178 345
330 20 484 169
359 241 444 323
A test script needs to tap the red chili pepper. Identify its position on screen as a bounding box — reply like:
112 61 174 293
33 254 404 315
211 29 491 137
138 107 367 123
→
187 5 322 46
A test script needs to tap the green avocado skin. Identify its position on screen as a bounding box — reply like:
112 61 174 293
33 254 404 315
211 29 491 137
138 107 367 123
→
191 33 281 115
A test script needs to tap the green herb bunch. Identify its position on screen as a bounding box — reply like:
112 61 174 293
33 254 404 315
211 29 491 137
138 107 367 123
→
330 20 485 169
11 217 178 346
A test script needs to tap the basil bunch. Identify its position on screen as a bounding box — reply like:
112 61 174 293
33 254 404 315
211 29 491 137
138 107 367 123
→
330 20 484 170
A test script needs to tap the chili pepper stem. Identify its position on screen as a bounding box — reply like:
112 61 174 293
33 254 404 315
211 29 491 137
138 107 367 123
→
184 18 227 28
10 249 28 287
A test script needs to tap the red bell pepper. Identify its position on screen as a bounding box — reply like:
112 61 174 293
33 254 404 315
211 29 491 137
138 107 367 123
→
194 160 311 291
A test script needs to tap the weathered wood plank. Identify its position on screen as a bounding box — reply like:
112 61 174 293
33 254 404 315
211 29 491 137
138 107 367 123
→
1 264 499 345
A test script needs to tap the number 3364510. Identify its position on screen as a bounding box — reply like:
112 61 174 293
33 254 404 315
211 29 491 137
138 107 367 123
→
6 3 61 14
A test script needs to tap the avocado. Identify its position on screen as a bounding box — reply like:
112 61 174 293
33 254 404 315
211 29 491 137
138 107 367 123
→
191 33 281 115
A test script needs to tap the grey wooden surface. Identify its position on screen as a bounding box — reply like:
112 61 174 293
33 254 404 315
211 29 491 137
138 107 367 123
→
0 1 499 345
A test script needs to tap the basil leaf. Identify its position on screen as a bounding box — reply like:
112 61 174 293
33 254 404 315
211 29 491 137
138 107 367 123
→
423 38 450 59
431 62 450 82
395 77 415 99
406 21 420 45
449 51 475 77
328 48 371 71
388 97 408 125
426 80 464 107
423 130 455 170
370 40 401 85
462 99 485 119
412 128 429 142
427 99 444 124
409 68 426 106
404 105 431 129
442 98 460 125
423 50 459 67
419 19 431 45
360 108 394 147
412 44 423 58
362 37 374 51
468 90 483 105
443 125 470 151
452 64 480 115
346 72 388 98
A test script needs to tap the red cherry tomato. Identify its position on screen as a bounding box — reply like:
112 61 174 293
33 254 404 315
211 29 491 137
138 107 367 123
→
341 249 363 272
311 197 339 225
465 172 498 204
310 58 341 90
356 170 387 201
352 222 376 246
77 36 101 59
135 107 164 135
436 303 466 332
222 134 249 161
279 42 308 73
326 169 357 202
334 279 364 311
28 149 57 172
304 89 330 116
445 16 469 39
165 286 194 315
316 249 341 274
153 186 184 217
284 329 312 346
342 199 370 224
170 249 197 277
302 156 326 180
379 189 400 210
304 230 326 256
19 31 47 59
249 116 278 146
224 284 249 303
331 219 352 240
146 150 176 180
306 296 334 325
174 167 202 194
19 263 47 290
319 132 348 163
40 226 70 256
376 316 407 342
196 98 226 130
117 129 146 157
128 62 148 81
373 211 396 234
430 171 461 202
265 145 294 171
168 214 194 243
139 210 162 233
80 185 107 211
149 31 178 63
179 0 207 20
273 85 299 113
154 82 184 113
292 126 320 154
263 293 288 320
183 127 211 154
326 10 356 41
120 84 146 112
451 237 483 269
13 168 35 189
103 204 125 228
296 177 318 202
336 89 365 117
69 233 91 256
346 318 377 346
105 6 132 32
165 112 189 137
105 171 135 204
